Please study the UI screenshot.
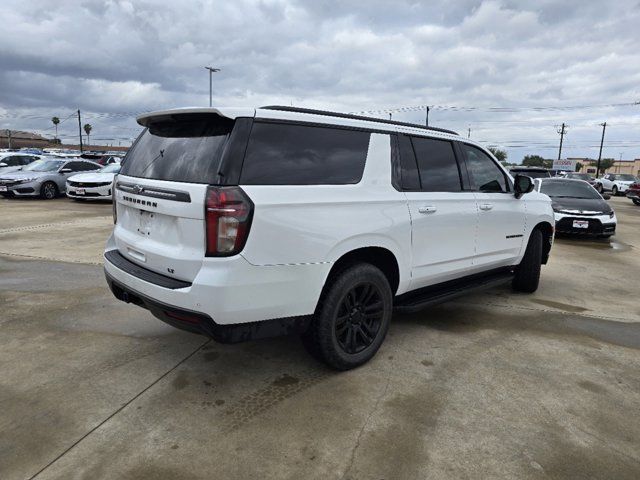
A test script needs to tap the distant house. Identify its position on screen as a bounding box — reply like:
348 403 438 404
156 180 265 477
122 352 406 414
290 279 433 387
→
0 130 50 149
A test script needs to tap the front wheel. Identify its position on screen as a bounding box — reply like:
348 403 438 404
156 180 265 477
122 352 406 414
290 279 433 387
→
596 184 604 193
40 182 58 200
633 199 640 206
301 263 393 370
512 229 543 293
612 185 619 196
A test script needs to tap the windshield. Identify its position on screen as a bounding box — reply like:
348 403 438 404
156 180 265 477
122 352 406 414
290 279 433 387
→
22 159 65 172
617 174 637 181
540 180 601 199
567 173 593 180
120 113 234 183
100 164 121 173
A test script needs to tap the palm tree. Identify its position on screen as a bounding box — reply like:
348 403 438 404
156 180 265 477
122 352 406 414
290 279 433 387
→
83 124 92 147
51 116 60 140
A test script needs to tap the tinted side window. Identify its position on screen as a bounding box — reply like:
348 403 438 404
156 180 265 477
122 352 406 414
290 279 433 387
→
395 135 420 190
240 123 370 185
410 136 462 192
65 161 83 171
5 157 21 166
461 144 508 193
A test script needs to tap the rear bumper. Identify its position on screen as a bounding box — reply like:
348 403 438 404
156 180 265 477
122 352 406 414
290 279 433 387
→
103 233 329 336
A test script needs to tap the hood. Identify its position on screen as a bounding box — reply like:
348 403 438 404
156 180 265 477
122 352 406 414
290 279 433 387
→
67 172 116 183
0 171 50 181
550 196 611 215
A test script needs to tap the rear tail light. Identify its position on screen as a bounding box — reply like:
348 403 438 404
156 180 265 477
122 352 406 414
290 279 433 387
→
112 175 118 224
205 186 254 256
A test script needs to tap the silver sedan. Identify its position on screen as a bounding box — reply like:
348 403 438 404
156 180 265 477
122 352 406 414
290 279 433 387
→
0 158 101 199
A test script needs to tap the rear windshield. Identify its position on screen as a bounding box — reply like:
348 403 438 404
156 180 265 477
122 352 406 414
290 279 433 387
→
120 113 234 183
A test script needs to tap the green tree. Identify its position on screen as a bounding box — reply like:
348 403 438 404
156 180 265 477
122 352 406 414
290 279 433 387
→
522 155 546 167
598 158 615 175
83 123 92 146
487 147 507 163
51 116 60 140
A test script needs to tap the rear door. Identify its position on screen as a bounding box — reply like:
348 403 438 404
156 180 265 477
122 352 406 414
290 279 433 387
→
459 143 526 268
400 134 478 288
112 113 239 282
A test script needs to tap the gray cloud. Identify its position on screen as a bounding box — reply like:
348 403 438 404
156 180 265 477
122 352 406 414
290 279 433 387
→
0 0 639 160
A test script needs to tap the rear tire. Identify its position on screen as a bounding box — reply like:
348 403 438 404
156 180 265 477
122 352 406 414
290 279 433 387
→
633 199 640 206
40 182 58 200
301 263 393 370
512 229 543 293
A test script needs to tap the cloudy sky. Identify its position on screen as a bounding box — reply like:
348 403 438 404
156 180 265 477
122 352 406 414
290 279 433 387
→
1 0 639 162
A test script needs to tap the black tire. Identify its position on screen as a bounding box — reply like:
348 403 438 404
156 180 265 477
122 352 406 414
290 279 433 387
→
633 199 640 206
512 229 543 293
301 263 393 370
40 182 58 200
612 185 618 196
596 183 604 194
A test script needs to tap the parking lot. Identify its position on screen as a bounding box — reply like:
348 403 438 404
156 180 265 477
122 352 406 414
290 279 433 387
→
1 196 639 480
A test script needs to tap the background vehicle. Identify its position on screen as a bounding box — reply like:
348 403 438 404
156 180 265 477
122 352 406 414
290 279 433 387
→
0 158 100 199
563 172 597 187
104 106 554 370
537 178 616 237
594 173 639 196
510 166 552 179
626 181 640 205
0 153 42 174
67 163 121 201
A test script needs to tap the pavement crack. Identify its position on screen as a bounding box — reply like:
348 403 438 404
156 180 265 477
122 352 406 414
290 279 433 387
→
339 373 392 480
27 339 211 480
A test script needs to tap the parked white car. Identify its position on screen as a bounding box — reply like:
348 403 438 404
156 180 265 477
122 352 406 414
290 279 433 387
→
594 173 639 196
66 163 121 201
104 106 554 369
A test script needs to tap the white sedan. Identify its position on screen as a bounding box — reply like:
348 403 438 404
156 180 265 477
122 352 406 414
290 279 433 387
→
66 163 120 201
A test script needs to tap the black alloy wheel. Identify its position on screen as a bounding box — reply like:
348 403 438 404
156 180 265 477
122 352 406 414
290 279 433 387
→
41 182 58 200
334 283 384 354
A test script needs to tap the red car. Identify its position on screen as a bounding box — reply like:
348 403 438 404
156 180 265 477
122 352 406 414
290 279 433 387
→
626 182 640 205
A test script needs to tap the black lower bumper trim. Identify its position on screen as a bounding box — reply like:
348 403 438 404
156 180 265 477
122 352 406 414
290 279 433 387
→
105 271 312 343
105 249 192 289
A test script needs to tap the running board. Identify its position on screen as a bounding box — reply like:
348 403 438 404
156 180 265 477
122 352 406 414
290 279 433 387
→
394 269 515 314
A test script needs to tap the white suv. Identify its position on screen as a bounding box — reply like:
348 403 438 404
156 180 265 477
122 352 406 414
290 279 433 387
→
595 173 638 196
104 106 554 370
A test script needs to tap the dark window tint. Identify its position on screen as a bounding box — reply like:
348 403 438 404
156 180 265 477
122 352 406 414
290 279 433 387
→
410 136 461 192
65 161 85 172
461 144 508 193
79 162 99 171
396 135 420 190
120 113 234 183
240 123 370 185
4 156 21 166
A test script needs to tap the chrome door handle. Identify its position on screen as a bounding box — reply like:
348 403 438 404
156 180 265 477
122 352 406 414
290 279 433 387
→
479 203 494 211
418 205 437 214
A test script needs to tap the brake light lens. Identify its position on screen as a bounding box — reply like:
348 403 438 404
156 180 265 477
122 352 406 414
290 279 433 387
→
205 186 254 256
112 175 118 224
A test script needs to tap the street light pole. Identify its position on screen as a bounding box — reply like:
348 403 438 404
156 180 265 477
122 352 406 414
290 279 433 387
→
204 66 221 107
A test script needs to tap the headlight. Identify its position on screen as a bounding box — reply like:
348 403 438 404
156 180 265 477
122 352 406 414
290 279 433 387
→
19 177 38 183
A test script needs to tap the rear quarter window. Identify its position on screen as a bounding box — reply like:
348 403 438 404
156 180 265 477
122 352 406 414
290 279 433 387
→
239 122 370 185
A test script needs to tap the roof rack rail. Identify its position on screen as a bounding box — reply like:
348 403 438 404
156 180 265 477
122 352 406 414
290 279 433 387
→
260 105 459 136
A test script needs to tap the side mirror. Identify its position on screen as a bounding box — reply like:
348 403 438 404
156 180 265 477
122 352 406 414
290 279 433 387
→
59 168 72 174
602 193 611 200
514 174 534 199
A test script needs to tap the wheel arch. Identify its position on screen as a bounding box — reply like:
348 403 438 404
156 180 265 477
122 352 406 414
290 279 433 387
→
532 221 554 264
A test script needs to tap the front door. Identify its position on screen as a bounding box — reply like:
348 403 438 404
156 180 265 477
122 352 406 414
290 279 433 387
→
459 143 526 268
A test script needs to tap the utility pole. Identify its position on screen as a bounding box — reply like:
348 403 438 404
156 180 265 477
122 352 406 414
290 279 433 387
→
596 122 607 176
425 106 430 127
6 129 12 149
468 126 471 138
389 113 392 120
204 66 220 107
77 109 84 153
557 123 566 161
